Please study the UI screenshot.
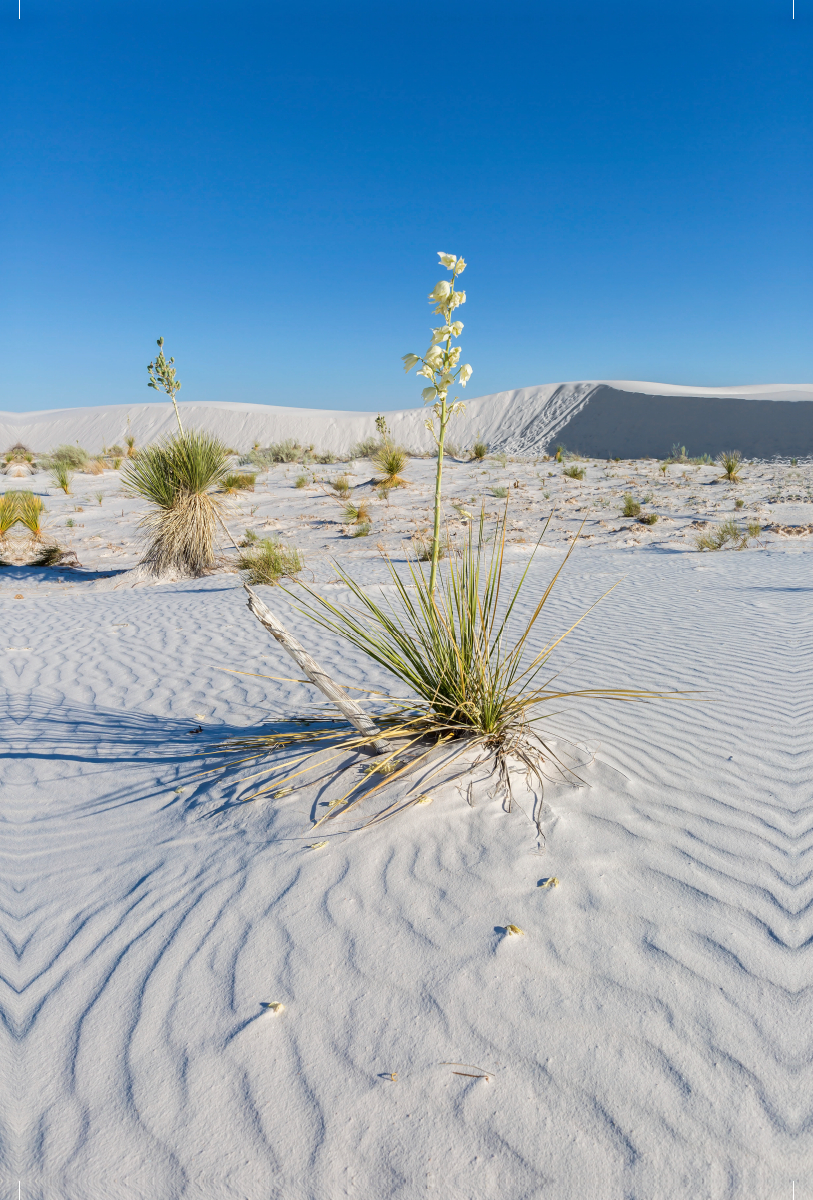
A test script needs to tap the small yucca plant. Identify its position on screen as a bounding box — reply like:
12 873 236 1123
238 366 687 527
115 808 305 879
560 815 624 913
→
372 442 409 488
717 450 742 483
17 492 45 537
0 494 18 535
344 500 371 526
695 518 745 551
50 462 73 494
563 464 585 480
471 439 488 460
122 430 230 576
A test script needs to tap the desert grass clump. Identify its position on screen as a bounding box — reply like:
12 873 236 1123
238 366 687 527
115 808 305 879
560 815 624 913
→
330 474 352 498
50 444 89 469
735 498 744 509
350 436 381 459
622 494 641 518
563 464 585 480
30 542 73 567
638 513 658 525
471 438 488 460
717 450 742 483
222 472 257 493
50 462 74 494
238 538 302 585
352 522 372 538
491 485 509 499
372 442 409 488
695 518 747 551
122 430 230 576
294 473 310 489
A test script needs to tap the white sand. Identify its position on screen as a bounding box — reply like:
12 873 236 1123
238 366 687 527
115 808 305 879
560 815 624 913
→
2 413 812 1194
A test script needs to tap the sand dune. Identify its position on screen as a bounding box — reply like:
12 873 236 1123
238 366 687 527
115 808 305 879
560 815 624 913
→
2 550 810 1194
4 379 813 459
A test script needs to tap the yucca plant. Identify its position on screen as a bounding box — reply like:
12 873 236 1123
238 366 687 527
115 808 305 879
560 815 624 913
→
563 464 585 480
343 500 371 526
122 430 230 576
717 450 742 483
372 441 409 487
50 462 73 494
214 509 660 830
695 518 747 551
471 438 488 460
238 538 302 585
17 492 45 537
0 494 18 535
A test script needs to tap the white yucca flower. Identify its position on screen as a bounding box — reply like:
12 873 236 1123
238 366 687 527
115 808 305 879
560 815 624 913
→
437 252 457 268
421 386 437 403
451 321 464 336
428 280 452 303
459 364 473 386
402 353 421 373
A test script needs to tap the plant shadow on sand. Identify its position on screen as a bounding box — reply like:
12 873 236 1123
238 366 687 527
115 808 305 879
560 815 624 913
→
1 695 372 827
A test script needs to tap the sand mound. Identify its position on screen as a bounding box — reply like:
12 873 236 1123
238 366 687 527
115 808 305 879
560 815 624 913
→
2 379 813 458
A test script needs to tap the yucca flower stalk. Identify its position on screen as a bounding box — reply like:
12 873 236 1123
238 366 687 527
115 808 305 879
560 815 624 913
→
402 252 472 592
148 336 184 434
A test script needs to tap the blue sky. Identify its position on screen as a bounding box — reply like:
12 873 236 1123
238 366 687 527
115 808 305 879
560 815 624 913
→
3 0 811 412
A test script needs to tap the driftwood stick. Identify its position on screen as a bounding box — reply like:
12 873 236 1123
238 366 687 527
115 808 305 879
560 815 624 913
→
244 584 390 754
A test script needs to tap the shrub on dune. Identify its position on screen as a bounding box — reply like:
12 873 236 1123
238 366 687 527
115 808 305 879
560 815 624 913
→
122 430 230 576
238 538 302 586
622 494 641 517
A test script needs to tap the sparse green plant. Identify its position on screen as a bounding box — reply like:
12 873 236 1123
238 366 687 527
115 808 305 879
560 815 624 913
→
372 442 409 487
491 485 509 499
50 444 88 469
695 518 745 551
315 451 338 464
622 494 641 517
147 336 184 434
350 436 381 459
352 522 372 538
471 439 488 460
659 461 669 475
344 500 372 526
563 465 585 480
66 518 75 528
638 513 658 525
717 450 742 483
112 457 123 470
95 492 104 505
237 538 302 585
50 462 74 494
222 472 257 493
375 414 391 439
330 474 352 498
239 528 259 546
294 473 309 489
734 498 744 509
121 430 230 576
125 435 136 457
791 458 798 466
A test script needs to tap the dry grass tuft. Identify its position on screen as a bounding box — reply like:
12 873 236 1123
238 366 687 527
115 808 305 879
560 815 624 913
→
344 500 372 526
222 472 257 493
